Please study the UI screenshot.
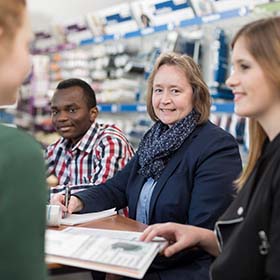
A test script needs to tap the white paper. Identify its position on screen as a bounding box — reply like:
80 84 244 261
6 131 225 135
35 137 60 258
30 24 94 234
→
61 208 117 225
63 227 167 251
45 228 165 278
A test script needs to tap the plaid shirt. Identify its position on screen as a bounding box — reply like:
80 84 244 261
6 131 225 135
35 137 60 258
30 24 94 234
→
45 122 134 195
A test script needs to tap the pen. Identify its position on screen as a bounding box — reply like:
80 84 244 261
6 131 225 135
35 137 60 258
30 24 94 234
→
64 186 71 218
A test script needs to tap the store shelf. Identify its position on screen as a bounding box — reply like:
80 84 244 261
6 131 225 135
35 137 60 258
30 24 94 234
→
98 102 234 114
180 7 248 27
32 42 77 55
31 6 250 54
80 7 249 47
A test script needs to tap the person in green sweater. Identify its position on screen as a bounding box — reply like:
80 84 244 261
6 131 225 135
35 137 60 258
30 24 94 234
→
0 0 47 279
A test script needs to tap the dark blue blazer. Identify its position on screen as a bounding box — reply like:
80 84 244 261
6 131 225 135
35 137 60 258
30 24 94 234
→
76 121 242 280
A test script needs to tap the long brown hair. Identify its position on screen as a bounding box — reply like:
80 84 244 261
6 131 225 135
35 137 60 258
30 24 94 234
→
146 52 211 124
232 17 280 188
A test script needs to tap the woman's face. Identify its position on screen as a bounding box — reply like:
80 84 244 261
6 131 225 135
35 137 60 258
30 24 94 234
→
152 64 193 127
0 10 32 106
226 37 280 123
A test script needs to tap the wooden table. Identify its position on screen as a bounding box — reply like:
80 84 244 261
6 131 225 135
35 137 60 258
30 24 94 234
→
48 214 147 272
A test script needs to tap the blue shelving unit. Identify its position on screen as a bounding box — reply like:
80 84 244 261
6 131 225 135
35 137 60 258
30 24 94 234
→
32 7 250 53
83 7 245 115
98 102 234 114
211 102 234 113
33 7 247 114
79 7 249 47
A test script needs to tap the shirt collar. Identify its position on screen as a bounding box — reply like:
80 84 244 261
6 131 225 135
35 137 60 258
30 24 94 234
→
60 122 99 153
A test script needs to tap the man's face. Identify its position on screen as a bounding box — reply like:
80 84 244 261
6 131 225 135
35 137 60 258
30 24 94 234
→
51 86 98 145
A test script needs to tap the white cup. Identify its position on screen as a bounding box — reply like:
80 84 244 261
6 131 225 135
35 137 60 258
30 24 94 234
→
46 204 62 227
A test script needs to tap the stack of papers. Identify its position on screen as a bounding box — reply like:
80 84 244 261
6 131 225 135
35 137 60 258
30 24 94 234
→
45 227 167 279
46 206 117 227
61 208 117 225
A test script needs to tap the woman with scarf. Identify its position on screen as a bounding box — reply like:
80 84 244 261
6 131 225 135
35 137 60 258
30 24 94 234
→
52 52 242 280
141 17 280 280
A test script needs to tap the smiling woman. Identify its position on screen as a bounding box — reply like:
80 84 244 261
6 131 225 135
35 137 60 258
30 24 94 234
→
151 64 194 127
146 52 210 125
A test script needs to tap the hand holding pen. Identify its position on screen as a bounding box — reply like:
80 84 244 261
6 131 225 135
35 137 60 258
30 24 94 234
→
63 186 71 218
50 190 84 215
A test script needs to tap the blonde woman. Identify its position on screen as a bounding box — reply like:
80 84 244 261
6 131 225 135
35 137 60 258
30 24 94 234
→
141 17 280 280
0 1 47 279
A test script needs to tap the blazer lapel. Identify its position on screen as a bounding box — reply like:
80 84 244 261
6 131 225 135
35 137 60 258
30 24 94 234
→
148 129 199 223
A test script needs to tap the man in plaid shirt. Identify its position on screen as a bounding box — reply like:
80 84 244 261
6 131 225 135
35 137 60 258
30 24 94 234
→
45 78 134 199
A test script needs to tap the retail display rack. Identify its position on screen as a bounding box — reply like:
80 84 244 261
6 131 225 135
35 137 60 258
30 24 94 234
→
3 0 279 150
30 4 254 117
96 102 234 114
33 7 249 54
80 8 248 46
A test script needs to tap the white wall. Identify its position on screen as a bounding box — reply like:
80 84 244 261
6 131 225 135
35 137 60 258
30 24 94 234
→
27 0 134 31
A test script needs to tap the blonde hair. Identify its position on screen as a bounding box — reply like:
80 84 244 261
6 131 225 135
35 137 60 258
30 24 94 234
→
146 52 211 124
0 0 26 44
232 17 280 189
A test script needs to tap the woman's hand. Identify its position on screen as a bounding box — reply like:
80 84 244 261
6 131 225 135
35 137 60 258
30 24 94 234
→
140 222 219 257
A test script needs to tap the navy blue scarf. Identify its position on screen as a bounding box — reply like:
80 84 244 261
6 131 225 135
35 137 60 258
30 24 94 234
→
138 109 199 180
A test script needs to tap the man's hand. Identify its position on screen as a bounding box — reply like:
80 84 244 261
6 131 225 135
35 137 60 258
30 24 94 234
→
46 175 58 187
50 194 84 216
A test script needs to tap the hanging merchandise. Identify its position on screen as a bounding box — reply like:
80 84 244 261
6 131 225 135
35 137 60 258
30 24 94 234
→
86 3 139 37
175 29 203 64
229 114 246 145
63 17 93 45
213 28 228 87
211 0 246 12
32 31 58 53
189 0 215 16
209 28 233 99
143 47 161 80
131 0 196 28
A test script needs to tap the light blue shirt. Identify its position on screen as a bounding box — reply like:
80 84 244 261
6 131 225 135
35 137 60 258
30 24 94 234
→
136 177 157 224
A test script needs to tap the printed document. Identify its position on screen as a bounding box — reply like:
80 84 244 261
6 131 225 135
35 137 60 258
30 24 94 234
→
45 227 167 278
61 208 117 225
